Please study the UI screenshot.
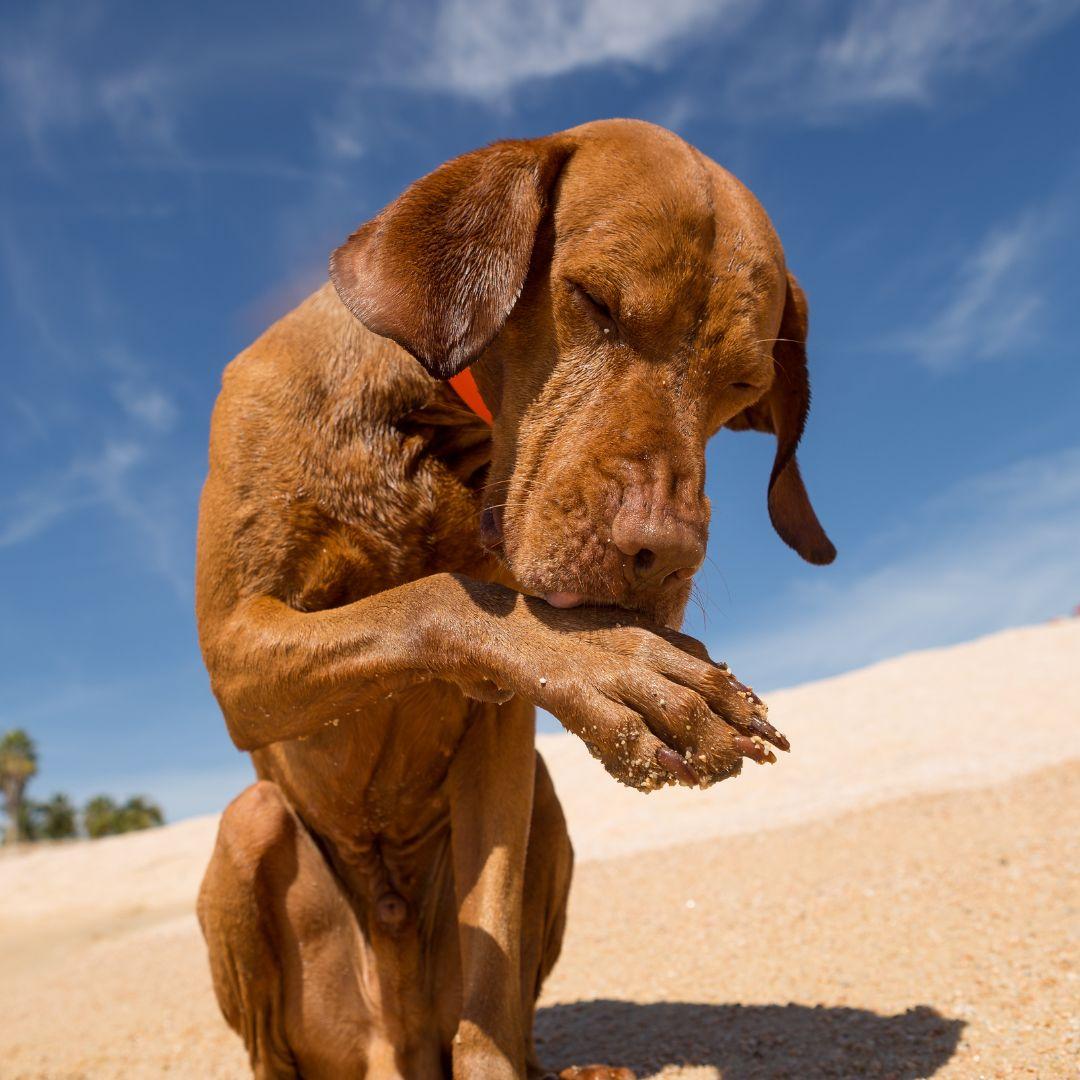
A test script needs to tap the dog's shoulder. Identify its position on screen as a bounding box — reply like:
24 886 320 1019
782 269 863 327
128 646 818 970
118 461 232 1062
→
200 283 491 609
219 283 430 426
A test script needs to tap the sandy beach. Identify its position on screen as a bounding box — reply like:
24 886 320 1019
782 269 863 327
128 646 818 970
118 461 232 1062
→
2 618 1077 1078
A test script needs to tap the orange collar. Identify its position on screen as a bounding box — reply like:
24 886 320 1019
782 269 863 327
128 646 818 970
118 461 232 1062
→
449 367 493 426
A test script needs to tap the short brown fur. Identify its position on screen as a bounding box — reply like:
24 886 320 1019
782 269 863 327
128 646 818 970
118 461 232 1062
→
196 119 833 1080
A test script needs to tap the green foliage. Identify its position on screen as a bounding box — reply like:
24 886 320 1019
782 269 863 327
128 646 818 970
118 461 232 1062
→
0 729 37 777
16 793 79 842
83 795 120 838
117 795 165 832
83 794 165 838
2 730 165 844
36 793 79 840
1 728 39 844
17 799 41 842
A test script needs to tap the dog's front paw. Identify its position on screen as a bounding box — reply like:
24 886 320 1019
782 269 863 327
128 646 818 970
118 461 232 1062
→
516 604 787 791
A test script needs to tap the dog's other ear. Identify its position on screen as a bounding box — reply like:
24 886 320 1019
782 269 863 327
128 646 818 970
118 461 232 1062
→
726 274 836 565
330 137 571 380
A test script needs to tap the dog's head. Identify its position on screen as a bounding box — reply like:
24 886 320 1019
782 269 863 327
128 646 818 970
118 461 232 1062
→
332 119 834 626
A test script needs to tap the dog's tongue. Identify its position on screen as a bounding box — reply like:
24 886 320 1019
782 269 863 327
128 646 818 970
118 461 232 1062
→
544 591 584 608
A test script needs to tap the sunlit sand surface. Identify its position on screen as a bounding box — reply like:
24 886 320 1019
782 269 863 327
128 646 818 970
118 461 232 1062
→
2 619 1077 1078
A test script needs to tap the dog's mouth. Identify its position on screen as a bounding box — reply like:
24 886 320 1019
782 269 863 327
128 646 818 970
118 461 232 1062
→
542 590 588 608
482 504 602 604
480 502 684 623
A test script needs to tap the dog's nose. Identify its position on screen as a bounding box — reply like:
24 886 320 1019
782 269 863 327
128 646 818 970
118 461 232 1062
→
611 497 706 587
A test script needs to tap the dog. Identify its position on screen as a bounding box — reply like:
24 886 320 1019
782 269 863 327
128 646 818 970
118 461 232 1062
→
195 118 834 1080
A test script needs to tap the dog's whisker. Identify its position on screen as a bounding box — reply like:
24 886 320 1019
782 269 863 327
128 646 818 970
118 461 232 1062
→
483 478 546 492
688 581 708 628
701 553 733 609
750 336 803 347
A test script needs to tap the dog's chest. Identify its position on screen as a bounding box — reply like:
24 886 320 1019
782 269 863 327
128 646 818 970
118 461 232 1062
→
283 436 495 610
254 679 476 848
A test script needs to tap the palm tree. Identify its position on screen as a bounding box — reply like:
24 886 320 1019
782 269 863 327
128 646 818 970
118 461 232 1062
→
0 729 38 845
116 795 164 833
37 793 78 840
17 800 42 842
84 795 120 839
83 794 165 838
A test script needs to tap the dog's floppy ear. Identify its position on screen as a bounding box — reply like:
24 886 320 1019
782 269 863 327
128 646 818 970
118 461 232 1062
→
726 274 836 565
330 136 571 380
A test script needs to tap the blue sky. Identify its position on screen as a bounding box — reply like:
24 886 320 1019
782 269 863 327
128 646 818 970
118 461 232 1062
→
3 0 1079 821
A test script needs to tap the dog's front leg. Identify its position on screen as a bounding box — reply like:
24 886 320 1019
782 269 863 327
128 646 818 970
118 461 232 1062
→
447 694 536 1080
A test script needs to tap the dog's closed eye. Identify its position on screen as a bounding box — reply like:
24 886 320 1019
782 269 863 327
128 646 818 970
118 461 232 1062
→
568 280 618 335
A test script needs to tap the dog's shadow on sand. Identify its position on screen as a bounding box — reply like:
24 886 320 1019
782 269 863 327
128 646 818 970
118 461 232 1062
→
535 1000 965 1079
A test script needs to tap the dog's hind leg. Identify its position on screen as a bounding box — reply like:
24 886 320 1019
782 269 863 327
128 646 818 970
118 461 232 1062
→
197 780 371 1079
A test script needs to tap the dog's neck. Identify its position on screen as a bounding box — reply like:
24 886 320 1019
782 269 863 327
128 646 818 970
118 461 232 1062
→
400 378 492 493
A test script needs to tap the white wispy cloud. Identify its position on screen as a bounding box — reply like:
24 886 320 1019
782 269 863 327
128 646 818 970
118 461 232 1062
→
813 0 1080 110
365 0 1080 115
0 44 83 155
2 11 304 180
723 0 1080 120
2 217 180 437
0 439 191 600
901 197 1068 371
96 63 181 152
0 441 140 548
729 445 1080 690
111 381 178 431
87 445 193 600
0 220 77 363
1 40 182 165
413 0 746 99
2 187 189 598
312 114 365 161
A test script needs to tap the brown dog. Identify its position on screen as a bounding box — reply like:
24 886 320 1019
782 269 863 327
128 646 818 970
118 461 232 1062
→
195 118 834 1080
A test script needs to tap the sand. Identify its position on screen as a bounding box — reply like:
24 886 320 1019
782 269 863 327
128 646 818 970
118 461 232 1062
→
1 618 1077 1078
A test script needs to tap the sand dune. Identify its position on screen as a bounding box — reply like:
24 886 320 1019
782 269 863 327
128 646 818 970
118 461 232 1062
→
541 618 1080 861
1 619 1077 1078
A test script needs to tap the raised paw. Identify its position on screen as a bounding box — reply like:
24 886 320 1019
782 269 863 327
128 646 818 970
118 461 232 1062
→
527 613 788 790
